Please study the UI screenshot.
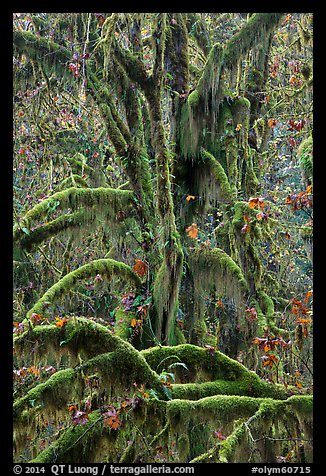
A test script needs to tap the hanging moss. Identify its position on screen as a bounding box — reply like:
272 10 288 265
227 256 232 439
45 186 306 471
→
13 30 72 80
14 317 120 363
13 209 99 251
177 43 224 160
56 174 89 190
223 14 283 70
26 259 141 320
297 136 313 184
14 347 164 424
15 187 133 233
300 225 313 262
31 410 104 463
190 247 249 298
198 149 234 204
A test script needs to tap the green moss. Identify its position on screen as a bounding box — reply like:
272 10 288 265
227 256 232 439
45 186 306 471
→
223 14 283 70
14 367 79 418
26 259 141 320
141 344 248 383
177 43 224 160
16 187 133 233
297 136 313 182
31 410 103 463
190 248 249 315
14 209 98 251
200 149 234 202
14 317 119 362
114 309 134 341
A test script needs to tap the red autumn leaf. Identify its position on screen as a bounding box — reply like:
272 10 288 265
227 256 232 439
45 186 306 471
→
245 307 258 321
304 290 313 304
241 223 250 234
107 415 122 430
256 212 268 221
133 259 148 277
216 299 225 310
212 429 226 440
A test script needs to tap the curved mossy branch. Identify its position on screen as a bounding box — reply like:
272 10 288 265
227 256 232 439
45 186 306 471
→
14 317 120 362
13 30 71 64
223 13 284 70
31 410 103 463
14 187 133 232
200 148 234 203
13 209 98 251
14 346 164 421
189 247 249 296
26 259 141 320
13 30 74 83
189 395 312 463
171 377 300 401
141 343 249 382
186 13 211 57
140 343 301 400
219 395 312 463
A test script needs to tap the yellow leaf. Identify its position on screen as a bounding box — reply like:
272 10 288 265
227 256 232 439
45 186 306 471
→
186 195 196 202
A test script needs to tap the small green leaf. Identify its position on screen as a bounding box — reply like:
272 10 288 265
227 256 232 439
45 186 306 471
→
162 386 172 400
21 227 30 235
168 362 189 372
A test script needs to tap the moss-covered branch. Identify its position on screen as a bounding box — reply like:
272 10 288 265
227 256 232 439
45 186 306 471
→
26 259 141 319
14 187 133 233
190 247 249 296
14 317 119 362
223 14 284 69
13 30 71 62
14 209 97 251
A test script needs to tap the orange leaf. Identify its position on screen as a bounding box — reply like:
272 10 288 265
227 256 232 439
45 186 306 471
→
131 318 137 328
54 317 68 328
305 290 313 303
268 118 278 128
133 259 148 277
107 415 122 430
186 195 196 202
186 223 198 239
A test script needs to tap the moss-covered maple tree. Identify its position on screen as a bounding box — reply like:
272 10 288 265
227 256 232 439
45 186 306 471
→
13 12 313 463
